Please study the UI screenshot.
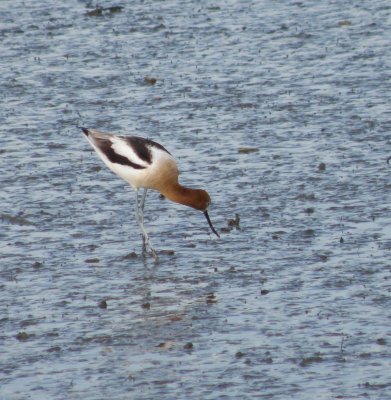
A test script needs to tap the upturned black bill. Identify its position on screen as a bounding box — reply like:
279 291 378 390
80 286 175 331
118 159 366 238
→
204 211 220 238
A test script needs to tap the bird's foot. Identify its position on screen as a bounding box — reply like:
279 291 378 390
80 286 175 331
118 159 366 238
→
142 235 159 261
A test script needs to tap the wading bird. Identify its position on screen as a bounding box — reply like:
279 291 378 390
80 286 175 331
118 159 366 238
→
82 128 219 259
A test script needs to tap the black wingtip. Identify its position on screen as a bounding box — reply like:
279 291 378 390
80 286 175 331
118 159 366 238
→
81 127 89 136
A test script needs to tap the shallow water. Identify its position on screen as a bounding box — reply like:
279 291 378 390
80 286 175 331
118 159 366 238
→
1 0 391 399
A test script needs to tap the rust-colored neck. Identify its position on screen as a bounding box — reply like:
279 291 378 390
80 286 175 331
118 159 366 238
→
160 183 209 211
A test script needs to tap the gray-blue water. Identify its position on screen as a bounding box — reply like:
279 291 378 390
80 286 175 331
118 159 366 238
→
1 1 391 399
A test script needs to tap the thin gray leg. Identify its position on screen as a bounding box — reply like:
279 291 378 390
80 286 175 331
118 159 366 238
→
139 188 148 226
140 188 148 212
135 189 158 259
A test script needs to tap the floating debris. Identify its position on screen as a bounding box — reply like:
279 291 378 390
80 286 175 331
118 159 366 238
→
299 355 323 367
47 346 61 353
122 252 138 260
238 147 259 154
85 5 123 17
144 76 157 85
32 261 44 269
159 249 175 256
206 292 217 304
317 254 328 262
1 213 33 226
98 299 107 309
338 20 352 27
141 302 151 310
238 103 256 109
156 341 174 349
15 332 30 341
221 213 241 234
183 342 193 350
295 193 316 201
318 162 326 171
47 143 67 149
227 213 240 229
303 229 315 237
169 315 182 322
85 258 100 264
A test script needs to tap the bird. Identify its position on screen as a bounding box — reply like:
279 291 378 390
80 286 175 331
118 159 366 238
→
81 127 219 258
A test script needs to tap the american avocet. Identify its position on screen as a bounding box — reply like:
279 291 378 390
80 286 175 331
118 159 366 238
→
82 128 219 258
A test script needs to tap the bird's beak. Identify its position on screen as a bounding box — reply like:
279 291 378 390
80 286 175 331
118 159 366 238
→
204 211 220 238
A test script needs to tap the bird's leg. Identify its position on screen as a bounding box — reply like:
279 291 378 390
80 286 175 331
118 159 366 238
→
140 188 148 212
139 188 148 252
135 189 147 253
139 188 148 225
135 189 158 260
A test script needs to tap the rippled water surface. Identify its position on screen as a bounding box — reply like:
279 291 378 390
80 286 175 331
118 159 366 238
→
1 1 391 399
